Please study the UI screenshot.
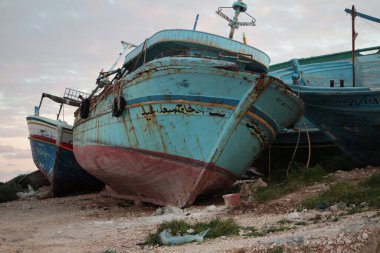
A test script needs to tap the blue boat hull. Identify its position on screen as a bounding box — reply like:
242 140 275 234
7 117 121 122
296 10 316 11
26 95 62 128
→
27 116 103 196
270 47 380 166
293 86 380 166
74 57 303 207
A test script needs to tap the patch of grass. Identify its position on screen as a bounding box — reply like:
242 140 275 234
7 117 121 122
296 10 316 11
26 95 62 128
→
362 172 380 188
255 164 328 201
277 219 292 225
309 214 322 224
268 246 285 253
346 206 365 215
145 232 161 246
301 199 319 210
361 173 380 208
243 223 293 237
0 174 26 203
325 214 339 222
145 220 190 245
302 173 380 209
193 218 240 239
243 224 291 238
144 218 240 245
295 221 307 226
254 181 299 201
243 226 265 237
264 225 289 234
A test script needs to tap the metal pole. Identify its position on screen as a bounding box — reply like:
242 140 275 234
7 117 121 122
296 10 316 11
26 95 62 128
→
193 14 199 30
229 9 240 39
351 5 356 87
57 103 63 120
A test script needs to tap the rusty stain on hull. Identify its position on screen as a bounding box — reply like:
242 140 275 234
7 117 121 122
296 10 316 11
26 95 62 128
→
73 36 303 207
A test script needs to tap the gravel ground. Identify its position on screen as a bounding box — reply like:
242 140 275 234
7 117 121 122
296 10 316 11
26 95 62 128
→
0 167 379 253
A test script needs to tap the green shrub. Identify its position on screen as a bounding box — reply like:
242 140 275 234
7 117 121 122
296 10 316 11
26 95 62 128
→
144 218 240 245
255 164 328 201
302 173 380 209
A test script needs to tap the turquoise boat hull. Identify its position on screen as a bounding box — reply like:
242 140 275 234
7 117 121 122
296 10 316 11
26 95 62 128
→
73 29 303 207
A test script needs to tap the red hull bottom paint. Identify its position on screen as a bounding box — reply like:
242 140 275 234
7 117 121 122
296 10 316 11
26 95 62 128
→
74 145 236 207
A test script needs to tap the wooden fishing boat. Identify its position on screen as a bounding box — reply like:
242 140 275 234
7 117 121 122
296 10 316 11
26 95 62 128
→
270 5 380 167
27 89 104 196
73 1 303 207
271 44 380 166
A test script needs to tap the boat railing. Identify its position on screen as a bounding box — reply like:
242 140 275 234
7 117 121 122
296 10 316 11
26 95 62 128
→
155 48 254 65
63 88 90 102
36 88 89 120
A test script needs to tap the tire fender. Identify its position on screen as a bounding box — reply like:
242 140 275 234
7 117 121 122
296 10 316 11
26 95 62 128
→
80 98 90 119
112 96 126 117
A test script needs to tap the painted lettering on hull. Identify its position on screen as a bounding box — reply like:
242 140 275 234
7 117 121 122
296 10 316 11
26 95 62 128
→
141 104 205 116
322 97 380 108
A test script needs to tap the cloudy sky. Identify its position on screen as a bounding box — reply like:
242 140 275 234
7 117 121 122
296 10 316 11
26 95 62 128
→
0 0 379 182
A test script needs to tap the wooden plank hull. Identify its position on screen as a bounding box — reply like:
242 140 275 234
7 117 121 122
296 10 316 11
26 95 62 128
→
73 56 303 207
27 116 103 196
270 46 380 166
292 87 380 166
74 145 235 207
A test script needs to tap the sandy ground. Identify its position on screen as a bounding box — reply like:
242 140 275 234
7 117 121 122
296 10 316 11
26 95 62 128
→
1 168 380 253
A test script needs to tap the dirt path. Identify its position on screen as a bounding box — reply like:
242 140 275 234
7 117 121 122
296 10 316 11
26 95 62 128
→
1 168 380 253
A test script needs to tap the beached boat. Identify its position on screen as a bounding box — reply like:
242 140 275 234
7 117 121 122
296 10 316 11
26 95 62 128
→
291 86 380 166
73 1 303 207
27 89 104 196
270 46 380 166
269 6 380 167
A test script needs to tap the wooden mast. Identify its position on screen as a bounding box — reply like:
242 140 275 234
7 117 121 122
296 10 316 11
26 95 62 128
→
351 5 357 87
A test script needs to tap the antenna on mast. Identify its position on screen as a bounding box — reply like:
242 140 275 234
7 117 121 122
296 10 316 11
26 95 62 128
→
216 0 256 39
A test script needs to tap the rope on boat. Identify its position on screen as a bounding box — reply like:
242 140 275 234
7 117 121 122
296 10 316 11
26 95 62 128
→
285 74 312 177
301 118 312 168
294 73 312 169
113 79 123 97
268 143 271 180
286 127 301 178
131 38 148 72
111 79 126 117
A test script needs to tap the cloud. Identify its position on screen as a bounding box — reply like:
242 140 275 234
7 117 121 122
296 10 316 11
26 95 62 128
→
0 145 31 160
0 145 18 153
0 149 35 182
3 150 32 160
